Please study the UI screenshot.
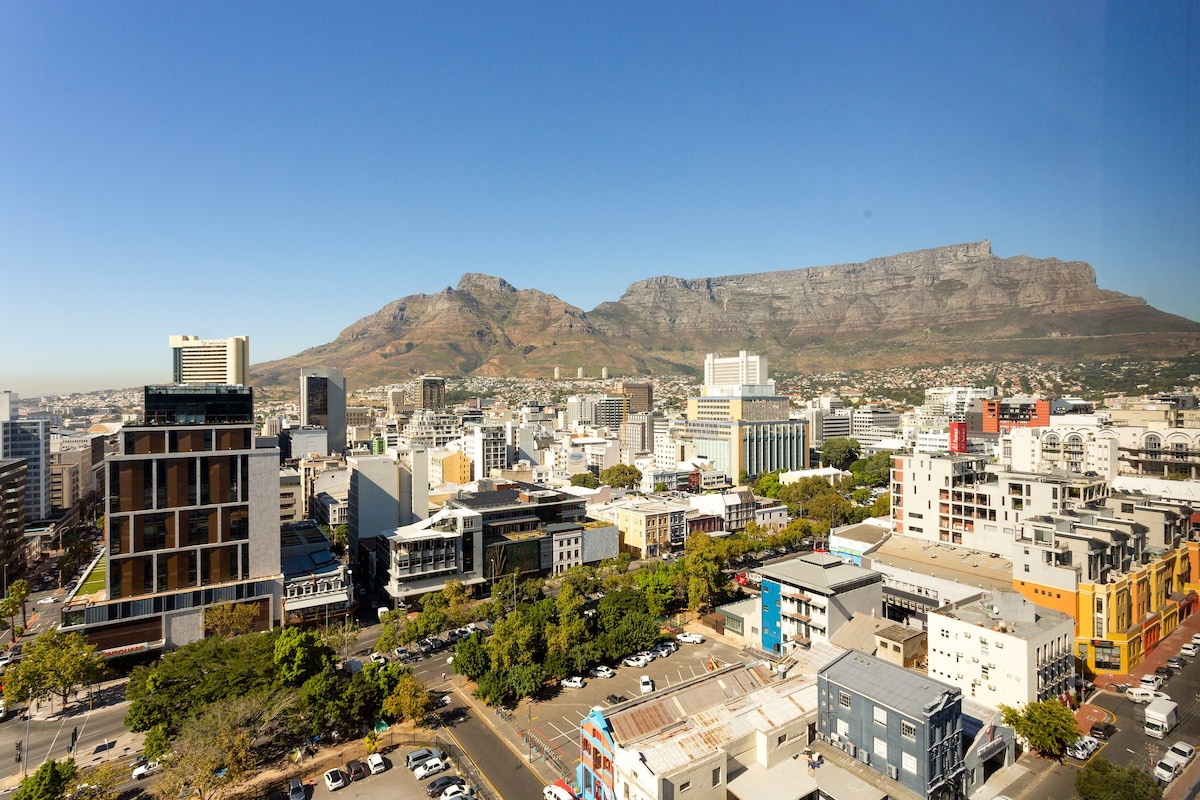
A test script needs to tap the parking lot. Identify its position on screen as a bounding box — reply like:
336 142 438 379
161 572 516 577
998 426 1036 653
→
300 746 476 800
520 633 752 769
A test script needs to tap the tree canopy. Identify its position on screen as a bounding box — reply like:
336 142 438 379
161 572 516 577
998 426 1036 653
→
820 438 861 470
1075 757 1162 800
599 464 642 490
999 700 1080 759
3 629 104 712
14 758 75 800
570 472 600 488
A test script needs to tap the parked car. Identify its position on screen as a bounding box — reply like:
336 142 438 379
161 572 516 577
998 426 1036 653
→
414 758 449 780
1167 655 1185 670
606 694 628 705
395 647 414 662
287 777 306 800
133 761 162 780
1164 741 1196 769
1066 736 1100 760
323 769 347 792
561 676 586 689
369 652 387 666
366 753 386 774
427 776 466 797
1156 665 1174 679
622 654 651 668
640 675 655 694
1192 632 1200 646
406 748 445 770
442 787 472 799
1182 643 1199 657
1089 722 1116 740
344 760 367 781
1140 674 1165 690
1154 759 1182 783
651 644 674 659
36 596 56 605
676 632 705 644
589 665 616 679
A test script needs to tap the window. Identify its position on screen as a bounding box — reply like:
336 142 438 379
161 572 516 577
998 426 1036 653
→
712 768 721 787
777 734 788 746
901 720 916 740
874 706 888 725
902 752 918 773
839 691 851 709
874 737 887 759
679 781 691 792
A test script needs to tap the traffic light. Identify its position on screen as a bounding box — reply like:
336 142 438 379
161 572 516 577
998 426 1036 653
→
70 726 78 751
14 740 21 764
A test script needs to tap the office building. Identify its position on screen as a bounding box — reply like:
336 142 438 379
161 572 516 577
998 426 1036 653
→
1 414 51 522
169 335 249 385
463 423 508 481
300 368 347 454
280 520 355 626
621 382 653 414
704 350 769 388
759 552 883 655
410 375 447 410
61 384 281 654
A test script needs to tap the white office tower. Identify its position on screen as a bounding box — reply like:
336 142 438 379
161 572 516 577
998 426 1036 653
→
169 335 250 385
704 351 769 390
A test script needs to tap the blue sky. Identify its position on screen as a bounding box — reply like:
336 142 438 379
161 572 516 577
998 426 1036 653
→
2 1 1197 396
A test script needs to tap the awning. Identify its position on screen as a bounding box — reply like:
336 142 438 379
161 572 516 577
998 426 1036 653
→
286 590 350 611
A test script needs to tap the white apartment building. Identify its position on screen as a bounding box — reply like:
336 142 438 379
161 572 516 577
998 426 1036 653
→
688 487 756 532
704 350 770 388
169 335 250 385
463 423 508 481
891 453 1110 556
1000 426 1119 479
402 410 464 448
927 589 1075 710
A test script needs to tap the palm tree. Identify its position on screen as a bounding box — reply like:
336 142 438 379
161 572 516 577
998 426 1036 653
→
0 595 19 635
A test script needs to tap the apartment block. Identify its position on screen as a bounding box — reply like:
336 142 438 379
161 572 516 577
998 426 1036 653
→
588 496 687 557
981 398 1050 434
759 552 883 655
62 385 282 654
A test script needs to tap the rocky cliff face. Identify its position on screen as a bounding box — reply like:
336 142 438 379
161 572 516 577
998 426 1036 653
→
251 241 1200 388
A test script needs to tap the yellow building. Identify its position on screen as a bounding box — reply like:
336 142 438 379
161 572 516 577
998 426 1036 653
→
430 449 471 485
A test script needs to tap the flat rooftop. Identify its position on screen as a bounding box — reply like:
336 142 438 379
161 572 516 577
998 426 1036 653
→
865 536 1015 592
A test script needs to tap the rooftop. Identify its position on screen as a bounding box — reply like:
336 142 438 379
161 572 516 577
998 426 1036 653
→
865 537 1015 592
760 552 882 593
821 650 960 718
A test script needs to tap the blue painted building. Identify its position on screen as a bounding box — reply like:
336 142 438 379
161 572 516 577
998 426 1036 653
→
759 552 883 655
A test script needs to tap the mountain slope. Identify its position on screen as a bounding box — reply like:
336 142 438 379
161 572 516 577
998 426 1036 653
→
252 241 1200 389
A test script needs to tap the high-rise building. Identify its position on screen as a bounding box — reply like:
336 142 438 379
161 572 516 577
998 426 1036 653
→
621 382 654 414
300 368 347 454
410 375 447 410
703 351 768 389
169 335 250 385
464 423 508 481
0 459 27 591
0 403 51 521
61 384 282 654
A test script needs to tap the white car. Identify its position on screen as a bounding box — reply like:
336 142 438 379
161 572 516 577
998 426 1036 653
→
132 761 162 780
366 753 386 774
1182 643 1199 657
323 769 347 791
589 665 616 679
622 655 650 668
36 596 57 605
1154 759 1182 783
1164 741 1196 769
561 676 586 689
369 652 387 666
413 758 449 780
1066 736 1100 760
442 787 472 799
676 632 705 644
639 675 655 695
1193 632 1200 647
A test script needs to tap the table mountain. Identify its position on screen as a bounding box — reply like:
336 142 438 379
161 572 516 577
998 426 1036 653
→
251 241 1200 389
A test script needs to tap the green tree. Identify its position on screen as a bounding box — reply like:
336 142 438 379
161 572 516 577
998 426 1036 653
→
755 472 782 499
375 609 411 654
653 482 668 493
820 438 861 470
999 700 1080 759
13 758 76 800
451 633 490 680
570 472 600 488
67 762 125 800
599 464 642 490
204 601 260 638
273 627 334 688
870 493 891 517
1075 756 1162 800
506 662 547 699
9 578 31 629
5 629 104 712
848 451 893 487
381 671 433 724
152 697 273 800
682 531 729 611
0 595 19 633
141 724 171 760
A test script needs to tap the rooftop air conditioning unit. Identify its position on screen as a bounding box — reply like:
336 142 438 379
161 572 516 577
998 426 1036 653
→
858 750 870 765
887 764 899 780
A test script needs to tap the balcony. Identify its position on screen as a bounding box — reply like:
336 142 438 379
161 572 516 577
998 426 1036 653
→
783 610 811 623
783 590 811 602
790 633 811 646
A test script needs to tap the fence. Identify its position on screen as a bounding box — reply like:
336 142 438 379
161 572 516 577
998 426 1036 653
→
491 705 571 781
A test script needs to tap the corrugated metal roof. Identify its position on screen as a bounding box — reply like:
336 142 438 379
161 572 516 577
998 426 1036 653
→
822 649 959 717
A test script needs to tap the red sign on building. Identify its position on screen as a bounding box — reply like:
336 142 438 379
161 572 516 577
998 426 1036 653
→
949 422 968 453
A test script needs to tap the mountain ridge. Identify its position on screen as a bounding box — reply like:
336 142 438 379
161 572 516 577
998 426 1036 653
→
251 240 1200 390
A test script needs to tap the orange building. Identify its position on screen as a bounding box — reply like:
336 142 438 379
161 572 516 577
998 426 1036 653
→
982 398 1051 434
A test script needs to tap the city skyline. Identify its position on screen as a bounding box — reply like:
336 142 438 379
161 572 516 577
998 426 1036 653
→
3 2 1197 396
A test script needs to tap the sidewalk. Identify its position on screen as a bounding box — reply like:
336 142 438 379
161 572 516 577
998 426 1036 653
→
449 676 564 789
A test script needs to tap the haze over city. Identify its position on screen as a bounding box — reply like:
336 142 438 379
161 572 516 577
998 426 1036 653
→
2 2 1197 395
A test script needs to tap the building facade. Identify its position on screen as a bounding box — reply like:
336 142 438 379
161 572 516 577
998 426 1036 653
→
62 385 281 654
300 368 347 454
759 552 883 655
168 335 250 385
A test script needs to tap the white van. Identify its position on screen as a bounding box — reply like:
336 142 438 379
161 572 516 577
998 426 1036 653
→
1127 687 1157 703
